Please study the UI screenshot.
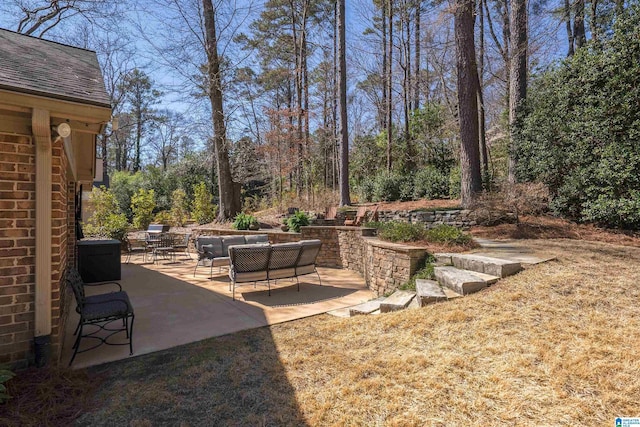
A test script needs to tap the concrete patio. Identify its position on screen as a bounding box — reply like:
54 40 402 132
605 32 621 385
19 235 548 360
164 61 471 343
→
63 254 374 369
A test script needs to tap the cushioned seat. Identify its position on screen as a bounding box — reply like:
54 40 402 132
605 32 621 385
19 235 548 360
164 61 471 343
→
82 291 133 321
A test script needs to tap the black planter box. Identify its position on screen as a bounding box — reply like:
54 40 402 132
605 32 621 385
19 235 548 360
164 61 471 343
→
77 239 122 283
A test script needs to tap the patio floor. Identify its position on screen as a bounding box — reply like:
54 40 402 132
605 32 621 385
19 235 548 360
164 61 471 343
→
62 254 374 369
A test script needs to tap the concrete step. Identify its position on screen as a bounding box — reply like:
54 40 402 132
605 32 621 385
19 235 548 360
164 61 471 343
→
433 253 454 265
434 266 499 295
446 253 522 278
380 290 416 313
349 300 382 316
415 279 447 306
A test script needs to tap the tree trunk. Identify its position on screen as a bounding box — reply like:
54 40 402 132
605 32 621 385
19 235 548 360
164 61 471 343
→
414 0 421 110
478 0 489 187
202 0 241 220
386 0 394 172
573 0 586 50
381 0 388 131
337 0 351 206
455 0 482 207
508 0 527 184
565 0 574 56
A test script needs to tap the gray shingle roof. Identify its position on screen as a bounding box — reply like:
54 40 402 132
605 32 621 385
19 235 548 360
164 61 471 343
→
0 28 111 108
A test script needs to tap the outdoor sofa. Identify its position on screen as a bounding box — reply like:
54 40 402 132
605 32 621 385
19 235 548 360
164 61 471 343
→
228 239 323 300
194 234 269 277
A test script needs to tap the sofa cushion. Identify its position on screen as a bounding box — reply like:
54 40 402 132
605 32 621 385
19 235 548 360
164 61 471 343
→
295 263 316 276
296 240 322 267
222 236 247 255
232 270 269 283
245 234 269 245
269 267 296 280
202 241 224 258
197 236 223 253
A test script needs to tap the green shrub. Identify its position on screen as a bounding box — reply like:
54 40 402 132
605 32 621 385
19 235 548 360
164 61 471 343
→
192 183 217 225
233 213 259 230
131 188 156 230
398 176 414 201
414 166 449 199
287 211 310 232
153 210 173 225
170 189 189 226
373 173 403 202
373 221 427 242
449 166 461 199
400 256 436 291
0 367 15 403
515 5 640 228
358 179 375 202
425 224 472 245
84 186 130 241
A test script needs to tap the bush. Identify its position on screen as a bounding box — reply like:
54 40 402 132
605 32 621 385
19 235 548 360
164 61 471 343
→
414 166 449 199
368 221 427 242
373 173 404 202
131 189 156 230
425 224 472 245
516 5 640 228
287 211 310 232
83 186 130 241
449 166 461 199
192 183 217 225
170 189 189 226
0 367 15 403
358 179 375 203
232 213 258 230
400 256 436 291
153 210 173 225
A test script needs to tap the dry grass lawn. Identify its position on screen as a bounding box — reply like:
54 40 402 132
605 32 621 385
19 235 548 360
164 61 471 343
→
4 238 640 426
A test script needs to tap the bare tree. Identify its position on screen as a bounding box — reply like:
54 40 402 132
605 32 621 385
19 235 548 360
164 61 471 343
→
202 0 241 220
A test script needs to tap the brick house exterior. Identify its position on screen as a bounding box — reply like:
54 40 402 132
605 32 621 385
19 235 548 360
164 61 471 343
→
0 29 111 368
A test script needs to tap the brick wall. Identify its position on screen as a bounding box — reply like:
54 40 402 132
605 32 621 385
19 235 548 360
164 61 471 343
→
0 134 36 368
0 134 74 367
50 138 70 362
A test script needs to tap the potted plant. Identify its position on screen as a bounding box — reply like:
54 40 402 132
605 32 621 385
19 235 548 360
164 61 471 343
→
280 217 290 232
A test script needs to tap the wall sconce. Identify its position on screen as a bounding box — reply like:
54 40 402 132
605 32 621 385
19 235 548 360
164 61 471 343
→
57 122 71 138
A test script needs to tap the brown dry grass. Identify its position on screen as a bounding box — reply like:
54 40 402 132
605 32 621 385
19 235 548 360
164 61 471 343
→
61 238 640 426
0 367 101 427
473 215 640 247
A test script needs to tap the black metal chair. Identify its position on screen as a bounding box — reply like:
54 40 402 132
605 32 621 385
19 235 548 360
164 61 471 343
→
124 237 149 263
151 233 176 264
172 233 192 259
65 268 135 366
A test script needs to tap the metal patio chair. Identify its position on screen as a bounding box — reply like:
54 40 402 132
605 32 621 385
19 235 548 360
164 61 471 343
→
65 268 134 366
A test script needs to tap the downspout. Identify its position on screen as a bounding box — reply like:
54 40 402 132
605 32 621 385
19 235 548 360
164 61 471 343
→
32 108 52 367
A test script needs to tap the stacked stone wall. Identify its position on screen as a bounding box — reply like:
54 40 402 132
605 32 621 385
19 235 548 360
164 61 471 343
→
376 209 477 228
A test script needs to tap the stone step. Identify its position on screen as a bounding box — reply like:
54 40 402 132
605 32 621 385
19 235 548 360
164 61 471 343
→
380 290 416 313
415 279 447 307
446 253 522 278
349 300 382 316
434 266 500 295
433 253 454 265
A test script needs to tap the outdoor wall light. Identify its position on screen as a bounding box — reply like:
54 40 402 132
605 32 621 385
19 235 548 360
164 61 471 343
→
57 122 71 138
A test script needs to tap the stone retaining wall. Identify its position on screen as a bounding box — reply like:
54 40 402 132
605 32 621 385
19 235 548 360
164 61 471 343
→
375 209 477 228
194 226 427 296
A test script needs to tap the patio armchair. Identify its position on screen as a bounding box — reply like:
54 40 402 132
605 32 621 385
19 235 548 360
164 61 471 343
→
172 233 192 259
151 233 176 264
344 206 367 226
124 237 149 264
325 206 337 221
65 268 134 366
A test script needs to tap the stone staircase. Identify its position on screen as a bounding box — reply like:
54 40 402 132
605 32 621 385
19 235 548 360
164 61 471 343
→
337 253 527 317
